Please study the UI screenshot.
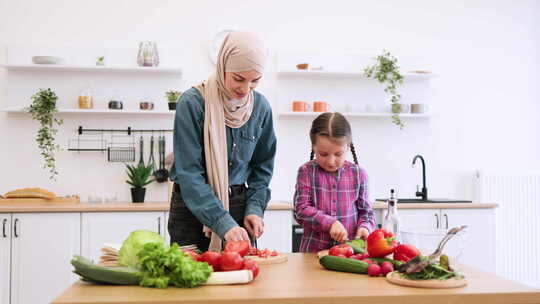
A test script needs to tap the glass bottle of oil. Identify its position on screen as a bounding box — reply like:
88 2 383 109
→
383 189 401 242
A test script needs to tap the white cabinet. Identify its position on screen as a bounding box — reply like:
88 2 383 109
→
1 214 11 304
81 212 166 262
399 208 495 273
10 213 80 304
258 210 292 253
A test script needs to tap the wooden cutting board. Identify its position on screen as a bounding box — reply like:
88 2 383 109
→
244 254 288 265
317 250 329 258
0 195 80 205
386 271 467 288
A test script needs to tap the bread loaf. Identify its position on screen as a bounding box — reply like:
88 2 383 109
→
4 188 56 199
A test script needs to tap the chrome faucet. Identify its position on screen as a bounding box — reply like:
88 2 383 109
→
412 155 428 200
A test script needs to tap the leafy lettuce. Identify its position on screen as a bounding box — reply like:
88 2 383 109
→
137 242 212 288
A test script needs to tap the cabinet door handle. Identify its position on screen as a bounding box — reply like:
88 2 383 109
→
158 217 161 235
2 219 6 238
14 218 19 237
444 214 449 229
435 213 439 229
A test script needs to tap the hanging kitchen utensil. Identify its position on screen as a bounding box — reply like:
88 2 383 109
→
154 135 169 183
148 135 157 170
138 135 144 166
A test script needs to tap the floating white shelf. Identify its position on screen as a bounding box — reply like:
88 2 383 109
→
278 112 431 119
1 64 182 75
277 69 435 80
4 108 176 116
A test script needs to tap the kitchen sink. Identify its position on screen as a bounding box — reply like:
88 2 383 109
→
375 198 472 203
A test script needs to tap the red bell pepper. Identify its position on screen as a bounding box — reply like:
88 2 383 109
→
366 229 397 258
393 244 420 262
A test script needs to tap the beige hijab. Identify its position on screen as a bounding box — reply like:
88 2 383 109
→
195 31 267 251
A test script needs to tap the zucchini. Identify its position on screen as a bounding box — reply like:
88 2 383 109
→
319 255 369 274
346 239 366 254
71 255 140 285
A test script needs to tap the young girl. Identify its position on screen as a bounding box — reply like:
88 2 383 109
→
293 112 376 252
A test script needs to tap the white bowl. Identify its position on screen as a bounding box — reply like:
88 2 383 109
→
32 56 63 64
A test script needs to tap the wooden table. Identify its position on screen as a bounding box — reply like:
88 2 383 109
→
52 253 540 304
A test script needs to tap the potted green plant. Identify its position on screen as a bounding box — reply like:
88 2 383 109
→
126 163 155 203
364 50 405 129
26 88 64 180
165 90 182 110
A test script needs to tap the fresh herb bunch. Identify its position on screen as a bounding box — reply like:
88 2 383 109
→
27 88 64 180
137 242 212 288
165 90 182 103
364 50 405 129
126 163 155 188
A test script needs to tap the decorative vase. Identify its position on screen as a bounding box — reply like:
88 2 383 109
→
168 102 177 110
131 187 146 203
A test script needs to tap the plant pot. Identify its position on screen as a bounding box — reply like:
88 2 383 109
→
168 102 177 110
131 187 146 203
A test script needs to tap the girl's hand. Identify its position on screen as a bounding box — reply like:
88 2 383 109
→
330 220 348 243
355 227 369 240
224 226 251 242
244 214 264 238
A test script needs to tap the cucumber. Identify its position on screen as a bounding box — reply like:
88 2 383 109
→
319 255 369 274
71 255 140 285
368 257 404 268
346 239 366 254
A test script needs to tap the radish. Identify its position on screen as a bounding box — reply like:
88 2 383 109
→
367 264 381 277
380 261 394 276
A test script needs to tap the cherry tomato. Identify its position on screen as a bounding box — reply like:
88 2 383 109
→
328 244 354 257
200 251 222 271
219 251 244 271
224 240 251 257
242 259 260 279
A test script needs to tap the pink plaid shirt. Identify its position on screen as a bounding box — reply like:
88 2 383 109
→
293 160 376 253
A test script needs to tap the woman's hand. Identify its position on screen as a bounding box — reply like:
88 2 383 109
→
224 226 250 242
244 214 264 238
330 220 348 243
355 227 369 240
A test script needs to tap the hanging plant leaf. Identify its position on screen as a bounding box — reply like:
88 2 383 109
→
26 88 64 180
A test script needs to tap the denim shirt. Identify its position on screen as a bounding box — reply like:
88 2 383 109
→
170 87 277 239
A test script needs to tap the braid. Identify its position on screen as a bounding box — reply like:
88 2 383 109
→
310 149 314 161
350 142 359 165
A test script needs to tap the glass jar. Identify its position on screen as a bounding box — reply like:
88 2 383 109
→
78 88 93 109
137 41 159 67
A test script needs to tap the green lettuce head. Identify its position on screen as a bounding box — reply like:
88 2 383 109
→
118 230 165 268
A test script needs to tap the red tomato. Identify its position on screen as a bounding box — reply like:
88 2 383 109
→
328 244 354 257
242 259 260 279
366 229 397 258
200 251 222 271
184 250 201 261
270 250 278 257
393 244 420 262
224 240 251 257
219 251 244 271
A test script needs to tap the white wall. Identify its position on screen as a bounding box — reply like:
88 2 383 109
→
1 0 539 203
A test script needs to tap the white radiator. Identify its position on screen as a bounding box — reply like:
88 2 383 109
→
475 171 540 289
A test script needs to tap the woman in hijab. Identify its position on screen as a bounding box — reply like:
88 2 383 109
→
168 31 276 252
